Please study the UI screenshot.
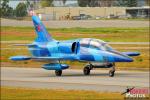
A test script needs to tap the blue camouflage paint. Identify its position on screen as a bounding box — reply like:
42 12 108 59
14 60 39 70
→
9 15 140 71
32 16 52 42
42 63 69 70
9 56 31 61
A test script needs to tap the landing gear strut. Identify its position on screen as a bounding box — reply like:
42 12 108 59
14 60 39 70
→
109 63 115 77
55 70 62 76
83 65 92 75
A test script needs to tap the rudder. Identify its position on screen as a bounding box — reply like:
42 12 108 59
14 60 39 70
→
32 16 53 42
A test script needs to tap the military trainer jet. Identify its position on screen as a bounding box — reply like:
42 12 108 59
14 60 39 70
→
10 16 140 77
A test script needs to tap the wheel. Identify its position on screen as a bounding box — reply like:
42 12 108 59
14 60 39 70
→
55 70 62 76
83 66 90 75
109 70 115 77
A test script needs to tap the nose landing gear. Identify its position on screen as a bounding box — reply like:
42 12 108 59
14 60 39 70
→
109 70 115 77
108 63 115 77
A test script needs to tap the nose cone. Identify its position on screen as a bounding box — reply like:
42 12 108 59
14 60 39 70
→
106 50 134 62
113 55 133 62
97 50 133 62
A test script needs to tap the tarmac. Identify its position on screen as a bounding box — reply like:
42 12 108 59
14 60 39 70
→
1 18 149 28
1 67 149 92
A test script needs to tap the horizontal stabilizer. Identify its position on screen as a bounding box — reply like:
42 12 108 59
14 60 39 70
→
12 44 36 46
122 52 140 56
9 56 31 61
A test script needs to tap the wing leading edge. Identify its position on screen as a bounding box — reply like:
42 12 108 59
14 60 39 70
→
9 55 77 61
9 56 63 61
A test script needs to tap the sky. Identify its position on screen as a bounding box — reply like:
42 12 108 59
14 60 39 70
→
9 0 77 9
9 0 25 9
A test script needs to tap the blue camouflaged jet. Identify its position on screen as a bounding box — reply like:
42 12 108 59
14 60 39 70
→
10 16 140 77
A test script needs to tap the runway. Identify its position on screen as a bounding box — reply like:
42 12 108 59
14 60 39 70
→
1 67 149 92
1 18 148 28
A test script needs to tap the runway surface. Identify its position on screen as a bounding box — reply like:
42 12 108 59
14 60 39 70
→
1 67 149 92
1 18 148 28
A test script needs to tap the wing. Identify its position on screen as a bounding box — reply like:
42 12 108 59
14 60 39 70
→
9 56 31 61
12 44 36 46
9 55 77 61
122 52 140 56
9 56 63 61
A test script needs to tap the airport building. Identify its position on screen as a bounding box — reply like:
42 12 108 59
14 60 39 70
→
34 6 149 20
32 0 149 20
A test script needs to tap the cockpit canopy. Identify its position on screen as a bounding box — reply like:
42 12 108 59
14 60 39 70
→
80 38 113 51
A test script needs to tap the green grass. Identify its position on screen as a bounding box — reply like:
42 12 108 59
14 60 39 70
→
1 86 124 100
1 26 149 70
1 26 149 42
1 26 148 33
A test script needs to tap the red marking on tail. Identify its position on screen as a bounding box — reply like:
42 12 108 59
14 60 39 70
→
37 25 41 32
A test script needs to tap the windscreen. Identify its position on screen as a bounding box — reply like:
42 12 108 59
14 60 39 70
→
80 38 113 51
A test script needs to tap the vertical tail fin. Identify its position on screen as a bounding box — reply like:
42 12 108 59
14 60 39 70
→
32 16 53 42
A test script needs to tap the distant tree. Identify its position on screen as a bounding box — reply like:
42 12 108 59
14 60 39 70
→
25 0 34 13
62 0 67 6
0 0 14 17
30 3 34 9
88 0 101 7
77 0 101 7
116 0 137 7
15 3 27 17
77 0 89 7
1 0 9 16
7 7 14 17
127 0 137 7
115 0 127 6
25 0 30 9
40 0 53 7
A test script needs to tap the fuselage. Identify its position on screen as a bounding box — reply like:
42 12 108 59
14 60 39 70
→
9 15 140 76
28 38 133 63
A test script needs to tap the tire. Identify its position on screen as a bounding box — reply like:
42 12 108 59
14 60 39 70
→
109 70 115 77
55 70 62 76
83 66 90 75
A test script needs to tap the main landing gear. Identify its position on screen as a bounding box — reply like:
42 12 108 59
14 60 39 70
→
83 65 93 75
83 63 116 77
54 63 116 77
55 70 62 76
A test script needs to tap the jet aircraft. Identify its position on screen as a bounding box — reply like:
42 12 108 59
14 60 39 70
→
10 16 140 77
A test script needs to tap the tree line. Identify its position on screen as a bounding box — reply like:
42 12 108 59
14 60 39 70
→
0 0 27 18
41 0 138 7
